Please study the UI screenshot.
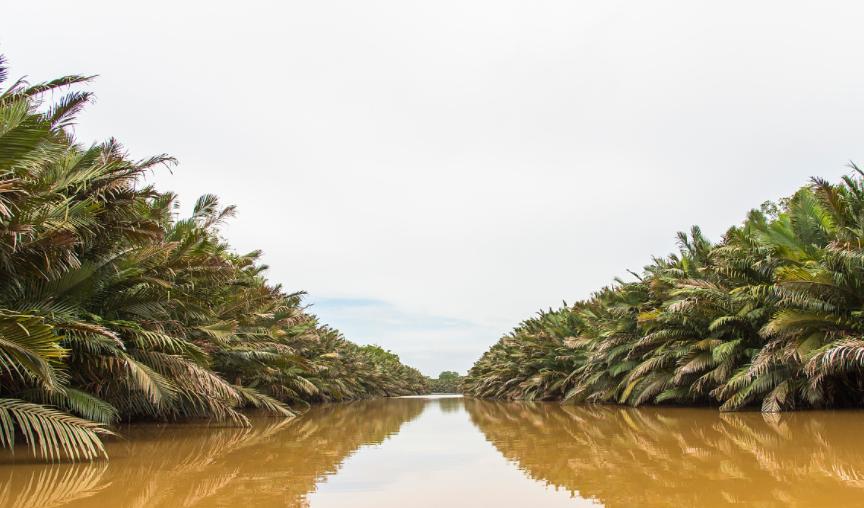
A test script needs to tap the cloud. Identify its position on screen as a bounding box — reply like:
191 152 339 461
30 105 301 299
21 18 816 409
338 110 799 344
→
4 0 864 375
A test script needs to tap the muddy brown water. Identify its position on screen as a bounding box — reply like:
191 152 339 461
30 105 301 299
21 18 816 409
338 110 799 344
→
1 395 863 507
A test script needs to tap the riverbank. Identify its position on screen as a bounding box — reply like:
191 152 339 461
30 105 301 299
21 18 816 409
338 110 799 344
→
464 171 864 412
0 55 430 462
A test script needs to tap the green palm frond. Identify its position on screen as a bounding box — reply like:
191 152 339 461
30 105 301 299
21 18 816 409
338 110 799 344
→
0 311 66 389
0 398 110 461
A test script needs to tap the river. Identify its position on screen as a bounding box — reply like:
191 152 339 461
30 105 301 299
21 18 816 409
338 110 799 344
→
1 395 862 507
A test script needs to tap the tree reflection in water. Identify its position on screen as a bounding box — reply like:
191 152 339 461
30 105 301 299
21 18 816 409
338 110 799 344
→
3 398 863 508
0 398 427 508
464 399 864 507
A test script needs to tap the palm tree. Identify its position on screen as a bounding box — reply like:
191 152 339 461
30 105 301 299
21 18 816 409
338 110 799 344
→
0 54 428 460
465 171 864 412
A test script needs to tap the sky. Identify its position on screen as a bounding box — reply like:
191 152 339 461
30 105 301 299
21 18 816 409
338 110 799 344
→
3 1 864 375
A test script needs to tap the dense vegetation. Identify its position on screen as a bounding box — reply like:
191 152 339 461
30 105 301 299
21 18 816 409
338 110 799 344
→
465 171 864 412
0 57 427 460
428 371 463 393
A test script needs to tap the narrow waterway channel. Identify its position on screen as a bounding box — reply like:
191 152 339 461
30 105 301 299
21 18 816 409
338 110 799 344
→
2 395 863 507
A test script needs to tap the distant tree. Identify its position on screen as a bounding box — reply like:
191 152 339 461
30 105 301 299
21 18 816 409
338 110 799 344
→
429 371 464 393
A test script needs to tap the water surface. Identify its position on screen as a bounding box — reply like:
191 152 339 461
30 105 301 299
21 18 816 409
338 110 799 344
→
1 395 863 507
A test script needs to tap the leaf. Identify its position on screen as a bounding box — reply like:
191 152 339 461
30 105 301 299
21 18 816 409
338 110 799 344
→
0 398 111 461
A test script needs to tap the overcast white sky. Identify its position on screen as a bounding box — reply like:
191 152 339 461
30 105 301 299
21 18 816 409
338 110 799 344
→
3 1 864 375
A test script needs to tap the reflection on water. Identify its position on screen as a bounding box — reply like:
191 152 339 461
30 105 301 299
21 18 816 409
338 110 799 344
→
465 400 864 507
0 398 426 508
1 396 863 507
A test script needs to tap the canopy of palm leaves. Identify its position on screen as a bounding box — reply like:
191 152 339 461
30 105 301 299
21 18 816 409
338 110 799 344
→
464 172 864 412
0 56 428 461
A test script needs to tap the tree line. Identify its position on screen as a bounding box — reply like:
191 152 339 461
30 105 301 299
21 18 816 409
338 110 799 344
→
0 56 428 460
428 371 463 393
464 168 864 412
